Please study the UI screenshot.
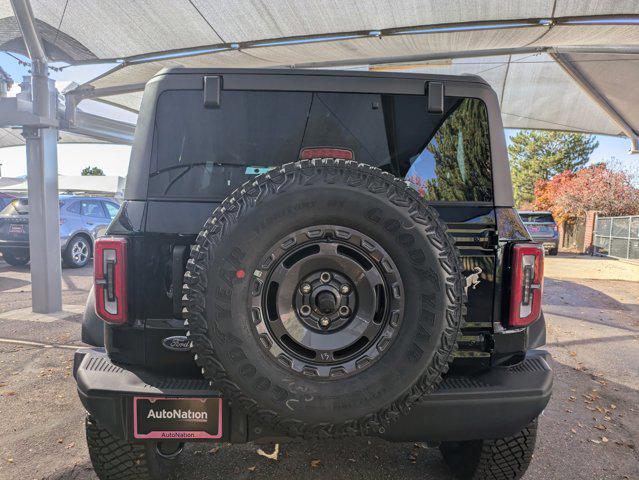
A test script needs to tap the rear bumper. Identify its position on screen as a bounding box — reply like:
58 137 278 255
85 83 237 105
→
0 239 68 252
0 240 29 250
74 348 552 443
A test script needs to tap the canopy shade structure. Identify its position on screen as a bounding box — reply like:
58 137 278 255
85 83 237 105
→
2 0 638 315
2 0 639 148
2 1 639 147
0 127 107 147
0 174 125 196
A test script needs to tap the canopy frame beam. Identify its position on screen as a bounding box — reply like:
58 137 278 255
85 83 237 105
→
550 51 639 153
59 14 639 68
10 0 62 313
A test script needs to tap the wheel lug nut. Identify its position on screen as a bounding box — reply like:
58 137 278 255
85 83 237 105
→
340 284 350 294
300 305 311 317
319 317 330 328
339 305 350 317
300 283 312 294
320 272 331 283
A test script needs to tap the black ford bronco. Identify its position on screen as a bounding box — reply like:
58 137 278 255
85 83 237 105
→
75 68 552 480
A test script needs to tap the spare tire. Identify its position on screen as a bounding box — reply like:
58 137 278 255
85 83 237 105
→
184 159 465 437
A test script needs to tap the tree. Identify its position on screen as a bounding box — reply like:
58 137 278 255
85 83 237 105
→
408 98 492 202
508 130 598 207
534 163 639 223
81 166 105 176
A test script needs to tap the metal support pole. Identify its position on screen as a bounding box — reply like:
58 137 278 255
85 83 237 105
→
11 0 62 313
23 123 62 312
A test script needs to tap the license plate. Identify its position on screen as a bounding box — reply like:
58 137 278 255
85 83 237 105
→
133 397 222 440
9 224 24 234
528 225 541 233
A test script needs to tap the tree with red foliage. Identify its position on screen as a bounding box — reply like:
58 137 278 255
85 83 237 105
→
534 163 639 223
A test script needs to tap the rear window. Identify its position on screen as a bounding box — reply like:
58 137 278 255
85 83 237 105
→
520 213 555 223
1 198 29 215
1 198 65 216
149 89 492 203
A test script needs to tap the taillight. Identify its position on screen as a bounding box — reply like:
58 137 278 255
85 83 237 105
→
94 237 127 324
509 243 544 327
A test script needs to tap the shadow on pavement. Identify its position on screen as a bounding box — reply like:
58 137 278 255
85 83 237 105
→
45 438 454 480
0 274 30 292
544 278 637 312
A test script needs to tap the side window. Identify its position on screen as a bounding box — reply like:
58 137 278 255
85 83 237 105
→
66 201 81 214
103 202 119 219
81 200 107 218
403 98 493 202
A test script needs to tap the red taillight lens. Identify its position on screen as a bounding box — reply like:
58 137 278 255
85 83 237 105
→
299 147 354 160
509 243 544 327
94 237 127 324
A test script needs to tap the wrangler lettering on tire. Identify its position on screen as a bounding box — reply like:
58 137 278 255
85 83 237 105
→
183 159 465 437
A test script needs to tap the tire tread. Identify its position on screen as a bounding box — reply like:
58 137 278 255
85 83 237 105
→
85 416 154 480
183 159 465 438
441 421 538 480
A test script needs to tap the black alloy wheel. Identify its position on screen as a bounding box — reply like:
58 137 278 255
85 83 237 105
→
252 225 403 378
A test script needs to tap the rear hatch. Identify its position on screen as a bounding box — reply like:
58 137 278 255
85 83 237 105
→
0 199 29 244
520 213 557 239
107 75 501 372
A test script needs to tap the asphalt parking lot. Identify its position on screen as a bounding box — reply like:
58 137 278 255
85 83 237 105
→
0 254 637 480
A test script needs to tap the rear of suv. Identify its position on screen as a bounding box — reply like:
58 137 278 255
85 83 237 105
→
74 69 551 480
519 211 559 255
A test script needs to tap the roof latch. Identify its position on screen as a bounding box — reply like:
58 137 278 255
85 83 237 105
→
426 81 444 114
203 76 221 108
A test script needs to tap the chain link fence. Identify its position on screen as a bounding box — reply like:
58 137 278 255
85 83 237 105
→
593 215 639 259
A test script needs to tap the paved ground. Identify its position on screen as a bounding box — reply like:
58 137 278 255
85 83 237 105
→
0 254 637 480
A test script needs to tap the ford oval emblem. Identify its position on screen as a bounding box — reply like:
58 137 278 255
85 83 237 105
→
162 336 191 352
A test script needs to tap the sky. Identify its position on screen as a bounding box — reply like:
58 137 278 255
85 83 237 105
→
1 51 638 179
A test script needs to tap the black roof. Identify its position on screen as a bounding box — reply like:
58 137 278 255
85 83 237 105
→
155 67 488 86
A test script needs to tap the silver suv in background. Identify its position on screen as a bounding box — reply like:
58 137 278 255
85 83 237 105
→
0 195 120 268
519 211 559 255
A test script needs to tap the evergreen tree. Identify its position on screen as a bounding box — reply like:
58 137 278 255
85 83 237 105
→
508 130 598 206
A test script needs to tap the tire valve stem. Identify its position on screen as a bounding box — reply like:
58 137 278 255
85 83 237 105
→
320 317 330 328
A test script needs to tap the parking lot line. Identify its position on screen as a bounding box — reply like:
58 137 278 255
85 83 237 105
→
0 337 79 350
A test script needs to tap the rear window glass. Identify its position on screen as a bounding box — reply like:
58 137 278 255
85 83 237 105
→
520 213 555 223
66 201 81 214
149 90 492 202
1 198 29 215
1 198 67 216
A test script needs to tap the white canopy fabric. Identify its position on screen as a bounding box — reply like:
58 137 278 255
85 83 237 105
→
1 0 639 141
0 127 107 148
0 174 125 195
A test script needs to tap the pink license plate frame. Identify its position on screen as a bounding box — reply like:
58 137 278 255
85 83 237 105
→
133 396 223 440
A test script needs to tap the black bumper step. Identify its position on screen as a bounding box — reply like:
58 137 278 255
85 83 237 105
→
74 348 552 443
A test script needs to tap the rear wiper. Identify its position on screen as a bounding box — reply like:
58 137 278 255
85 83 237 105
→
150 161 249 177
